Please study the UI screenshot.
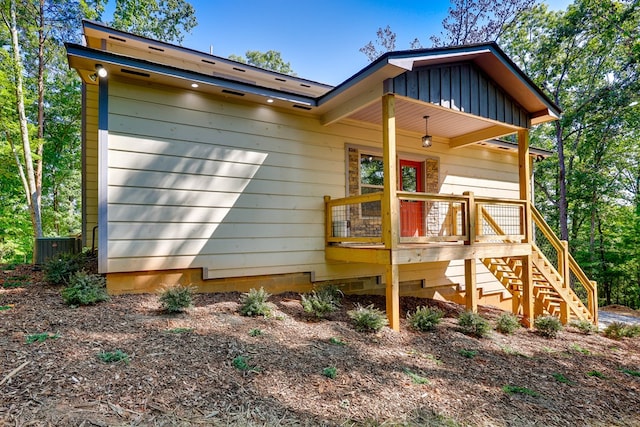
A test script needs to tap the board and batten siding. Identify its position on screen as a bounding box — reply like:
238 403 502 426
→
392 63 530 128
83 83 99 249
101 78 521 294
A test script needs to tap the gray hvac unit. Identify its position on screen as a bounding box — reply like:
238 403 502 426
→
35 237 82 264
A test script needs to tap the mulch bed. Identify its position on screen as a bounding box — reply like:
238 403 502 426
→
1 265 639 426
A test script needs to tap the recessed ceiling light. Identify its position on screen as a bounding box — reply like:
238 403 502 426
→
267 99 274 103
191 83 199 88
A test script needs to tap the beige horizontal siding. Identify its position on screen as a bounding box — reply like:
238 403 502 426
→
106 79 345 277
104 78 524 289
84 84 99 249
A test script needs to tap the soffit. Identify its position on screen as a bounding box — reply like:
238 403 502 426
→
82 20 333 99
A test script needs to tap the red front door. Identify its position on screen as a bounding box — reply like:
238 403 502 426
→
399 160 424 237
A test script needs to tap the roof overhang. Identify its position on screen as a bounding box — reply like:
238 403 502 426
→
317 43 561 126
67 21 560 153
66 43 319 109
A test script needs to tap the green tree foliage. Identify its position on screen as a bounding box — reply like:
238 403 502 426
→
109 0 197 44
0 0 197 263
229 50 295 75
501 0 640 307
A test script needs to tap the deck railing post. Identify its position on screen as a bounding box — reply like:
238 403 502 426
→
324 195 332 246
463 191 475 245
590 280 598 325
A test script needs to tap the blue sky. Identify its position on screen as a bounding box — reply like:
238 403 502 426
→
105 0 574 85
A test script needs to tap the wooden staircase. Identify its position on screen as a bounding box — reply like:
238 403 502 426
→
479 205 597 325
481 246 593 323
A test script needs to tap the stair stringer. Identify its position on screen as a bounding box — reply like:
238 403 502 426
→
481 247 592 323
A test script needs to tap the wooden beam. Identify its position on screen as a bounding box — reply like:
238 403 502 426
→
320 86 383 126
385 264 400 331
382 94 399 250
324 246 391 264
449 125 515 149
391 243 531 264
521 254 534 328
465 259 477 313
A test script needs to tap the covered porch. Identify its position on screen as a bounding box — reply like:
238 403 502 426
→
317 44 596 330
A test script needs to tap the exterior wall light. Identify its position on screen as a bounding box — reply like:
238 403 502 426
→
89 64 108 82
421 115 432 148
96 64 108 78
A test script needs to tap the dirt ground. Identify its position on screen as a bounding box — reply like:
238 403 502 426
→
1 265 639 427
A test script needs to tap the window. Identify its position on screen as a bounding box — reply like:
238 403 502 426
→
360 153 384 194
359 153 383 218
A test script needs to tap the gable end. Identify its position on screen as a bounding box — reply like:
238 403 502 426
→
391 62 530 128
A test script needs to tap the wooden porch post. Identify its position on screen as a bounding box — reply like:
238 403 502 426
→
521 254 534 327
465 259 477 313
518 129 532 242
518 129 535 327
382 93 400 331
463 191 477 312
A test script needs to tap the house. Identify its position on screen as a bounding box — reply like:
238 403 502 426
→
65 20 597 330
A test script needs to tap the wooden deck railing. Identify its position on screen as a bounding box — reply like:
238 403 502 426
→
324 192 527 246
531 205 598 324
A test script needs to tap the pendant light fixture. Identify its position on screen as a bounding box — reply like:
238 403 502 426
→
421 115 432 148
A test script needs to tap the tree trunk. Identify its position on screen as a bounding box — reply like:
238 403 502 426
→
36 0 44 217
7 0 43 240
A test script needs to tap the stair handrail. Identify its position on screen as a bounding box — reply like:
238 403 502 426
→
484 204 596 323
568 252 598 325
531 204 597 323
530 205 564 250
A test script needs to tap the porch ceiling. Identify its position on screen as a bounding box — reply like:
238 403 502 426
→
345 96 518 144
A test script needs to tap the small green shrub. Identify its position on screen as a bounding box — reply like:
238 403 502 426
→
403 368 430 384
2 275 29 289
496 313 521 335
552 373 570 384
0 305 12 311
248 328 263 337
458 311 490 338
44 252 83 285
61 271 108 306
322 366 337 379
603 322 640 339
159 284 194 313
500 346 530 358
569 343 590 355
620 368 640 377
347 304 389 333
407 306 444 332
232 355 260 373
329 337 346 346
239 287 271 317
459 349 478 359
301 284 343 318
533 316 563 338
26 332 59 344
586 370 607 379
570 319 598 335
502 385 539 397
98 349 130 364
